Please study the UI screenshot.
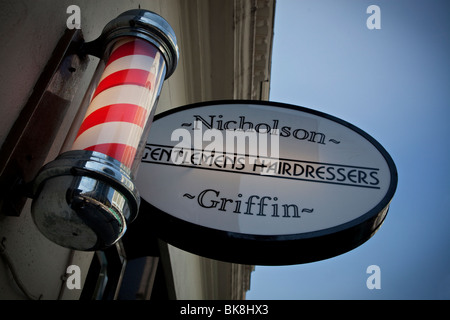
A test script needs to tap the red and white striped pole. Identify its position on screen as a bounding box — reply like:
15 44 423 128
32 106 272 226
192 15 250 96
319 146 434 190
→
31 10 178 251
71 37 165 169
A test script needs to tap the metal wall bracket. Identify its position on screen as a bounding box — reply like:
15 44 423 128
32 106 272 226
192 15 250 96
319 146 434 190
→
0 29 90 216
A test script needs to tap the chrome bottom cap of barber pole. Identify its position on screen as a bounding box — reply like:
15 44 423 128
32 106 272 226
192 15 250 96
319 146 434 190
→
31 150 140 251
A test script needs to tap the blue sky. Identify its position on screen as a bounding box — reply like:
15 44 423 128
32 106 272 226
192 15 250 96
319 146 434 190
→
247 0 450 300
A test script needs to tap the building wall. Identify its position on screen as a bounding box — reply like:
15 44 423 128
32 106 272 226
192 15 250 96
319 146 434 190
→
0 0 274 300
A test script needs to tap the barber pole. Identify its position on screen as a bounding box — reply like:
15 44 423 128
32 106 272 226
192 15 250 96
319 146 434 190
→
72 37 166 168
31 10 179 251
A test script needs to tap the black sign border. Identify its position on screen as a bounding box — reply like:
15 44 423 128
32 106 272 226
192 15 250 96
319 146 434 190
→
136 100 398 265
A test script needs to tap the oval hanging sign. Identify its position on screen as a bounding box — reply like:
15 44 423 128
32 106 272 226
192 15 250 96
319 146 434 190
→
135 100 397 265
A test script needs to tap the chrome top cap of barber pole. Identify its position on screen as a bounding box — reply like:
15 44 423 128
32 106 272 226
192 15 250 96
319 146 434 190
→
87 9 179 78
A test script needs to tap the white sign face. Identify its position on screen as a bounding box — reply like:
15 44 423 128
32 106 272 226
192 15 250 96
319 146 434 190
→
135 101 397 265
